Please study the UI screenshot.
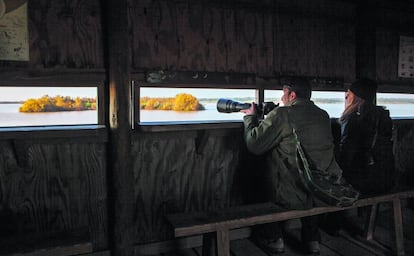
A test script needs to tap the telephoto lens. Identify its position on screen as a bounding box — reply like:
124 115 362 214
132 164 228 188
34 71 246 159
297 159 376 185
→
216 99 251 113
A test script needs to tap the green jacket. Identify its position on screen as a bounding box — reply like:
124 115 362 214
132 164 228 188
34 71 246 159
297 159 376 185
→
243 98 343 210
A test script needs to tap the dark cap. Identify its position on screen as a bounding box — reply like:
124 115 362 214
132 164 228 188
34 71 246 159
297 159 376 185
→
282 77 312 99
348 78 377 102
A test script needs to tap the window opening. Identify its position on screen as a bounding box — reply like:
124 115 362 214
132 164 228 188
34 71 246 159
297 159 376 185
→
265 90 345 118
0 86 98 127
138 87 256 122
377 92 414 118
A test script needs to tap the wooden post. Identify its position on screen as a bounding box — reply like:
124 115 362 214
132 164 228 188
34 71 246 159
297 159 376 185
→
365 203 378 241
201 229 230 256
216 228 230 256
103 0 134 256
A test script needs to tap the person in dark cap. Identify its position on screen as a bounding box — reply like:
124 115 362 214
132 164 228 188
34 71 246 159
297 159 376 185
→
348 78 377 103
322 78 394 236
339 78 394 195
240 77 359 254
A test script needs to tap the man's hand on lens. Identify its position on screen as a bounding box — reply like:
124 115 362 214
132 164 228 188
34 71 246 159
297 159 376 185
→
240 102 256 115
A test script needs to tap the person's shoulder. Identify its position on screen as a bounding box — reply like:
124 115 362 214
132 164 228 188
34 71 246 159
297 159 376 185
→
364 105 391 119
273 105 290 113
375 105 392 122
266 105 290 119
276 105 290 110
376 105 390 114
308 101 330 117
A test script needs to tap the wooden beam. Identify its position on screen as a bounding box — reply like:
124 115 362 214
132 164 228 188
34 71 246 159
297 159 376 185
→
103 0 133 256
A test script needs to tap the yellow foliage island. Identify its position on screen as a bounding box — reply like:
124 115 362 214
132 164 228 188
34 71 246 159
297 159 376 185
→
140 93 205 111
19 95 97 112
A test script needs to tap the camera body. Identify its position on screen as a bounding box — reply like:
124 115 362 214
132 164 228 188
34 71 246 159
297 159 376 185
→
216 98 277 116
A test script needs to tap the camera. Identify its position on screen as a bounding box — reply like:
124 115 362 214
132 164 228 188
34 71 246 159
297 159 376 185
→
216 98 277 116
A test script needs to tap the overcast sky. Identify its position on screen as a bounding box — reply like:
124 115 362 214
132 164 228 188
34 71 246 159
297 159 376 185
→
0 87 97 101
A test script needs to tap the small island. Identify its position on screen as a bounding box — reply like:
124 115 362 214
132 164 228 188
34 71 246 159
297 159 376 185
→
18 93 204 113
19 95 96 112
140 93 205 111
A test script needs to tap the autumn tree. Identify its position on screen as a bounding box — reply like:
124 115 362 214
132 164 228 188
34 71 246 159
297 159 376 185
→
139 94 204 111
173 93 203 111
19 98 44 112
19 95 97 112
74 97 84 110
144 98 160 110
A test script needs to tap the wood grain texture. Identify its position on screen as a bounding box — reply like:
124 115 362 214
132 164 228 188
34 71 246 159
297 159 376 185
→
130 0 355 80
131 131 246 243
0 141 108 250
376 29 399 82
0 0 413 87
0 0 412 86
28 0 104 68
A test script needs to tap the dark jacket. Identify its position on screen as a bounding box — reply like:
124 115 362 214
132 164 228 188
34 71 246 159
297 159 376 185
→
243 98 344 209
339 105 394 195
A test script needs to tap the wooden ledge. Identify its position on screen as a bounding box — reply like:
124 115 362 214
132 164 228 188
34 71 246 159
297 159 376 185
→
137 120 243 132
0 125 107 141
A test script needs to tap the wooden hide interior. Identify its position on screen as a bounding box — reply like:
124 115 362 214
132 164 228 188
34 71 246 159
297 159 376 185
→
0 0 414 255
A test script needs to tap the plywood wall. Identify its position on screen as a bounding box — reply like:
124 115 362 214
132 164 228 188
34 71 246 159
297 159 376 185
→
131 130 248 242
0 140 108 250
130 0 356 80
1 0 412 84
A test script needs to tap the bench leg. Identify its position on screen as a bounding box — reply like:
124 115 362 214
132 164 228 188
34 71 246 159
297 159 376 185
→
393 198 405 256
216 228 230 256
365 203 378 241
202 229 230 256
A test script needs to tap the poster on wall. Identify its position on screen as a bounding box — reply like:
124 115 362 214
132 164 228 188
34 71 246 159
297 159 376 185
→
398 36 414 78
0 0 29 61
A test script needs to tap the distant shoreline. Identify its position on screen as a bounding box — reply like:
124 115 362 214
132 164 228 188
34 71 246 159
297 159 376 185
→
0 101 23 104
1 97 413 105
199 98 414 104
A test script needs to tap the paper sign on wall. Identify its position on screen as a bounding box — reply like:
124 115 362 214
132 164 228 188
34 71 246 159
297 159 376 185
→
0 0 29 61
398 36 414 78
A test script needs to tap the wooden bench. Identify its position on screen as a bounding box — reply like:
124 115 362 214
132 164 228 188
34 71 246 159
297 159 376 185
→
166 190 414 256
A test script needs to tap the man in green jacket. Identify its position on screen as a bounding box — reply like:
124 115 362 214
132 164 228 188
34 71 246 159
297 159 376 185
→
241 77 349 254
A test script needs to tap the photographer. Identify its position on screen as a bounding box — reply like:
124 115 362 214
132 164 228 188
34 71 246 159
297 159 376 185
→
241 77 357 254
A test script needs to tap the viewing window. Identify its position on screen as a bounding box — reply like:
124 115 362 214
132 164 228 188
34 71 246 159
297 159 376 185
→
377 92 414 118
134 77 414 131
0 86 100 127
265 90 345 118
137 87 256 123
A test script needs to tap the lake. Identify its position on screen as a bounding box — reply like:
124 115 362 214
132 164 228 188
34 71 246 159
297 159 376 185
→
0 102 413 127
0 103 98 127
